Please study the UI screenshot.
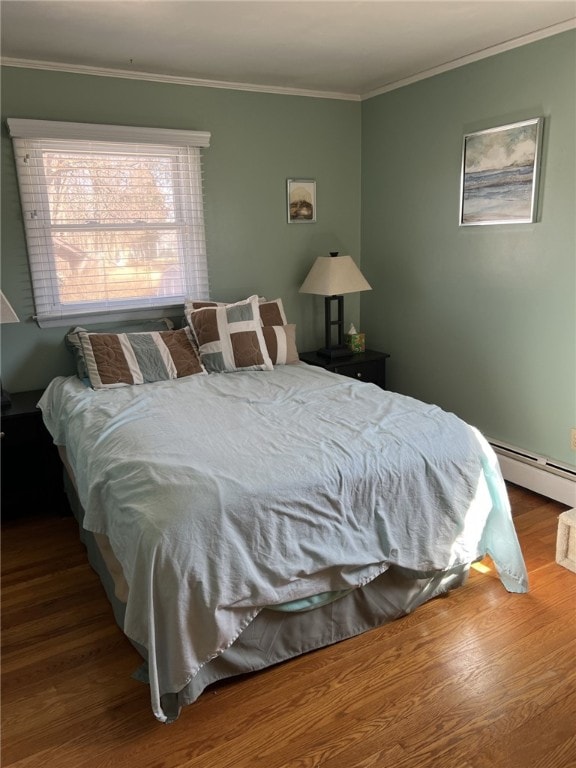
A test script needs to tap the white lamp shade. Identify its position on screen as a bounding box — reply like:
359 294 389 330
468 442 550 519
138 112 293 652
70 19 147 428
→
299 255 371 296
0 291 19 324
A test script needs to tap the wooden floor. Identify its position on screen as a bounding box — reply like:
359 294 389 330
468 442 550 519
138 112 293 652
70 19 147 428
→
1 484 575 768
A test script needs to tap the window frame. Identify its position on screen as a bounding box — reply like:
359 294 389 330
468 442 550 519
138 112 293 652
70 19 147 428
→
8 119 211 327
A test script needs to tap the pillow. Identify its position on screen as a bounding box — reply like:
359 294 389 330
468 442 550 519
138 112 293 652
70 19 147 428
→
185 297 288 326
66 318 175 381
258 298 288 327
184 296 294 365
78 327 206 389
262 324 299 365
184 299 227 312
186 295 273 373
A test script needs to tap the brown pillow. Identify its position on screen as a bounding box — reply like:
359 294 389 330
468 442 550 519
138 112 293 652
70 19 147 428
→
79 327 205 389
185 297 288 326
258 298 288 326
184 299 227 311
262 324 299 364
65 318 175 381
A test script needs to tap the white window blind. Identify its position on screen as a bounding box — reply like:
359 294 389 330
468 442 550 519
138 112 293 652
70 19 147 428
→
7 119 211 327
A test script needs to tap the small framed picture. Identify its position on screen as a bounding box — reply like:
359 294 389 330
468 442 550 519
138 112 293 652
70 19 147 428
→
287 179 316 223
459 117 544 225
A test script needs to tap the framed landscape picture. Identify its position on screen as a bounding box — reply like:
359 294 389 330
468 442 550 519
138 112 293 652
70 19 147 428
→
459 117 544 225
287 179 316 223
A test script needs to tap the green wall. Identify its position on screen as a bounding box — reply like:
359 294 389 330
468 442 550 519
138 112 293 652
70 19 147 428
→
0 68 361 389
361 30 576 466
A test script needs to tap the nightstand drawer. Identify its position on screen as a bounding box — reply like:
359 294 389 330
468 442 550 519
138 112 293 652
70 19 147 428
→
299 349 389 389
333 359 383 385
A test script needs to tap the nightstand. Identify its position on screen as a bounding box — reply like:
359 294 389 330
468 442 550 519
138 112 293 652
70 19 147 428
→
299 349 390 389
1 390 69 521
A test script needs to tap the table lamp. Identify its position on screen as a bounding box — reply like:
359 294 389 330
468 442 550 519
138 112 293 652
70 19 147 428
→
1 291 20 409
299 252 371 359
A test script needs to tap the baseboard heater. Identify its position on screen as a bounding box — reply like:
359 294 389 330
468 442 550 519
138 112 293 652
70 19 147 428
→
489 438 576 507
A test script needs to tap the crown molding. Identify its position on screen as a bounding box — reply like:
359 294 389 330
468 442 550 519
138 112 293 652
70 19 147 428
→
361 18 576 100
2 18 574 103
0 57 361 102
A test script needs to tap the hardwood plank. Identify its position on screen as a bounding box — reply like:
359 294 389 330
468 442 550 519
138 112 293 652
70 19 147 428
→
1 484 574 768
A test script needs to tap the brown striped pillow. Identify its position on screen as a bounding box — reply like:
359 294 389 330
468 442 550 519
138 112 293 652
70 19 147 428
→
184 299 227 311
79 327 206 389
261 324 299 365
258 299 298 364
185 297 288 326
65 318 176 382
186 295 273 373
258 298 288 326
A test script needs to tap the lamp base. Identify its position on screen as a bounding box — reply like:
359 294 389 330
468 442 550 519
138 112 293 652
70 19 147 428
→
317 345 353 360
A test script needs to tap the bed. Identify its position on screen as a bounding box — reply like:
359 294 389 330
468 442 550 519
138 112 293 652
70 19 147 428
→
38 344 528 723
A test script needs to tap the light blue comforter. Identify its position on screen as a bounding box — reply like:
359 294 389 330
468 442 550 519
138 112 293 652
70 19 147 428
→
39 364 528 721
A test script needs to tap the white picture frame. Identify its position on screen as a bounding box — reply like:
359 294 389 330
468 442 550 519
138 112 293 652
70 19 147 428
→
287 179 316 223
459 117 544 226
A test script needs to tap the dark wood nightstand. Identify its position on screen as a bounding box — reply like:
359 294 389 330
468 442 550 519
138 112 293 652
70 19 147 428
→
1 390 70 521
299 349 390 389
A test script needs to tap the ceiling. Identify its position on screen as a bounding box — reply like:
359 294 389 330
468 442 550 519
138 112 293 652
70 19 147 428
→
2 1 575 99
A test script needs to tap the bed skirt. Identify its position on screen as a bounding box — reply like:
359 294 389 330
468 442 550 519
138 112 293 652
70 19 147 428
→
63 470 469 722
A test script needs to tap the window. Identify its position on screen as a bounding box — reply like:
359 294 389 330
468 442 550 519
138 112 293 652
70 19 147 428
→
8 119 210 327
